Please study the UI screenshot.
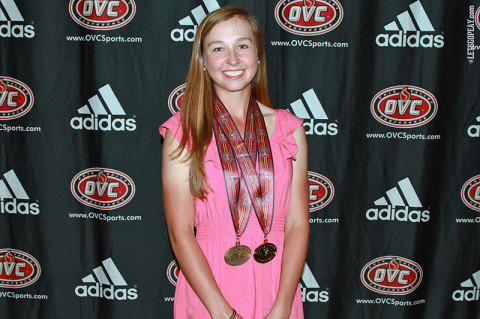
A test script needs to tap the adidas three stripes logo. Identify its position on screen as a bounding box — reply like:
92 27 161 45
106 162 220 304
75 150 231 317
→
82 258 128 286
384 0 435 32
0 170 28 200
374 177 422 208
0 0 23 22
77 84 126 116
290 88 328 120
178 0 220 26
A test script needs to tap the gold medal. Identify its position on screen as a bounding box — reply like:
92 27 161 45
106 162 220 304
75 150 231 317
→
253 242 277 263
225 244 252 266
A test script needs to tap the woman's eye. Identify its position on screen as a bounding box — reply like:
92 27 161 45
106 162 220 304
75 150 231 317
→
239 44 248 49
213 47 223 52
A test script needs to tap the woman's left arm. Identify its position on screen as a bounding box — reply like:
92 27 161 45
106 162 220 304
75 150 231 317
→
266 124 310 319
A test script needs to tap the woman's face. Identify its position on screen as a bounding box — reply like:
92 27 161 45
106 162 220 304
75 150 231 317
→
202 16 258 97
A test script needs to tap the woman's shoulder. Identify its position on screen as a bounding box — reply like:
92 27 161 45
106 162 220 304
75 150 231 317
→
159 111 182 139
258 102 303 137
274 108 304 136
277 108 296 117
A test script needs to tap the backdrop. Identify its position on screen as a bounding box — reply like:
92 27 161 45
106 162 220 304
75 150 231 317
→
0 0 479 318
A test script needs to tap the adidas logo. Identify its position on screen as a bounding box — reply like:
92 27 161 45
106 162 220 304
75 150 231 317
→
376 0 444 48
70 84 136 131
452 269 480 301
366 177 430 223
300 263 329 303
290 88 338 136
383 0 434 32
170 0 220 42
75 258 138 300
0 170 28 200
467 116 480 138
374 177 422 208
0 169 39 215
0 0 23 22
0 0 35 38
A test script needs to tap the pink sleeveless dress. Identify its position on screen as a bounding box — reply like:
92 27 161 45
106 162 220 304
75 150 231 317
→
159 109 304 319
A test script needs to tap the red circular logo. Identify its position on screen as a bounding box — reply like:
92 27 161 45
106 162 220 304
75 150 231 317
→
168 84 186 114
476 7 480 30
461 174 480 212
167 260 179 286
0 249 41 288
69 0 136 30
361 256 423 295
71 168 135 210
308 171 334 212
371 85 437 128
275 0 343 36
0 77 34 120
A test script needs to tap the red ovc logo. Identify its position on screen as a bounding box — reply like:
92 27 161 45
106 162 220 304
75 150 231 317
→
0 249 41 288
168 84 186 115
361 256 423 295
461 174 480 212
0 77 34 120
476 7 480 30
167 260 180 286
71 168 135 210
308 171 334 212
371 85 437 128
275 0 343 36
69 0 136 30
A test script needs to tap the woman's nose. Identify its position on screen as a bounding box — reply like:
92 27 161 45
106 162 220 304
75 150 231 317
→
227 49 239 65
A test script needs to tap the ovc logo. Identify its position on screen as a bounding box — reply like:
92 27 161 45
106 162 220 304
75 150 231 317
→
168 84 186 114
361 256 423 295
308 171 334 212
461 175 480 212
275 0 343 36
0 249 41 288
69 0 136 30
371 85 437 128
0 77 34 120
71 168 135 210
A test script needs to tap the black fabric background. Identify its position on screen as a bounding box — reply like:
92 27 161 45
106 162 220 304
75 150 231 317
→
0 0 479 318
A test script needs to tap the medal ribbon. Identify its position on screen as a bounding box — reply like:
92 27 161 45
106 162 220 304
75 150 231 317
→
213 95 275 240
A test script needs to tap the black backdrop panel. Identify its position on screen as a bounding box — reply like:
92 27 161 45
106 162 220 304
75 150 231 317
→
1 1 479 318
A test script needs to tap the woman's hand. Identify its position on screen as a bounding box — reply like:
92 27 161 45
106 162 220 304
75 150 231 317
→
264 305 290 319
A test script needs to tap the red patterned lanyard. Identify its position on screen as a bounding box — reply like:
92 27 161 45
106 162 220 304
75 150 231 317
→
213 95 275 243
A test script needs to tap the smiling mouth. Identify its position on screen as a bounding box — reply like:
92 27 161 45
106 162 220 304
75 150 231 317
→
224 70 244 77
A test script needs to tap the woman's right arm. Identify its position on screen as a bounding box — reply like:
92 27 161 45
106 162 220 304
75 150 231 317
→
162 130 243 319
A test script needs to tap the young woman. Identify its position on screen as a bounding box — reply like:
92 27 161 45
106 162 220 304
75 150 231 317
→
160 6 309 319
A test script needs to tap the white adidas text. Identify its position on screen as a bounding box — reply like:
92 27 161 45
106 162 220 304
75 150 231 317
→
376 31 444 48
366 206 430 223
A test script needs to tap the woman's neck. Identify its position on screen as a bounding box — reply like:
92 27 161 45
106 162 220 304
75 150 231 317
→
215 88 251 121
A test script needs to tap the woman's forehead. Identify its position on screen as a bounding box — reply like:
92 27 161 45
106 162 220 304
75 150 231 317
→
204 17 254 42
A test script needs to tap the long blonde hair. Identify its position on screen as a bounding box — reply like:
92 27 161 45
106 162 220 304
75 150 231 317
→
176 6 272 199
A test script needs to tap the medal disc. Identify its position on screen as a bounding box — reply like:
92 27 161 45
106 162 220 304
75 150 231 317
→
225 245 252 266
253 243 277 263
